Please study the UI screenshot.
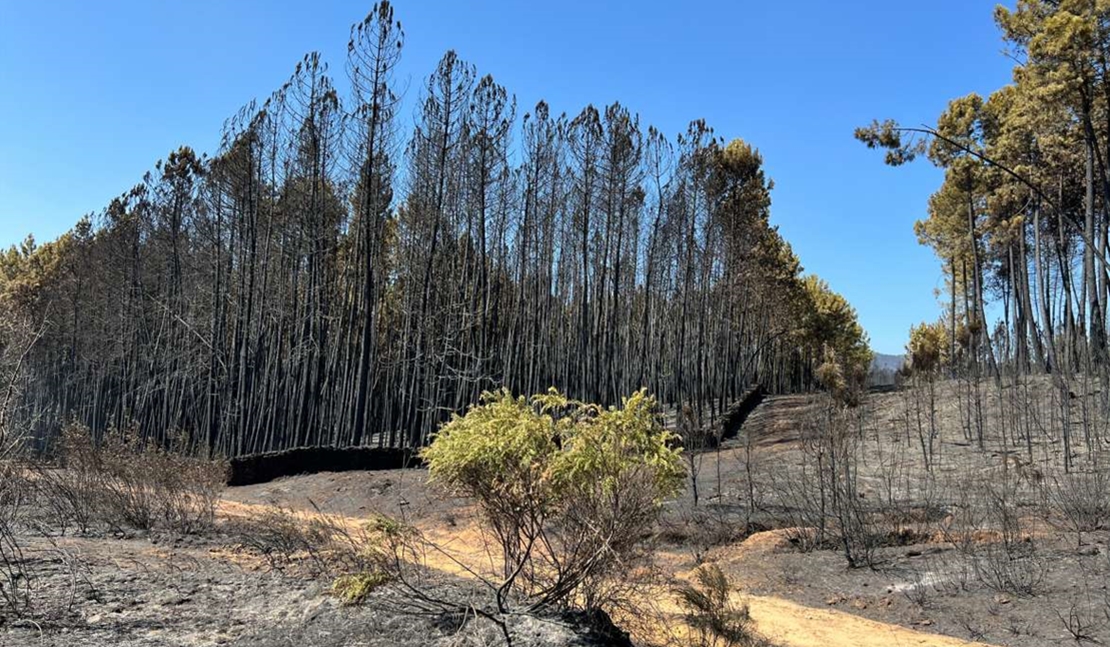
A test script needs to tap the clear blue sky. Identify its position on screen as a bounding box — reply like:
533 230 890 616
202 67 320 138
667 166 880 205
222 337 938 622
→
0 1 1014 355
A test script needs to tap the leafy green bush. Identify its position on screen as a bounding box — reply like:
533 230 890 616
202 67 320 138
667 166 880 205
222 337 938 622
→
422 388 683 610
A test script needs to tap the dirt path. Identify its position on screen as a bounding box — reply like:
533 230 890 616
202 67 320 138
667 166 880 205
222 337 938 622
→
745 595 992 647
218 492 999 647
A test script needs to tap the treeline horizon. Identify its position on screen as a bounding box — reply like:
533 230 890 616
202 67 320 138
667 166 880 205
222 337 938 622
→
0 2 869 457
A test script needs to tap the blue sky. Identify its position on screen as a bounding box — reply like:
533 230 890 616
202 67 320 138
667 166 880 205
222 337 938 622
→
0 1 1014 354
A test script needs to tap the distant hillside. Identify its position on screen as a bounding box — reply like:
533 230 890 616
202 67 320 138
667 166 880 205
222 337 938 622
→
868 353 904 386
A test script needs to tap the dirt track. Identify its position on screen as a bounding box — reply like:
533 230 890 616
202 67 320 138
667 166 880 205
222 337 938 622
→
221 467 999 647
745 595 992 647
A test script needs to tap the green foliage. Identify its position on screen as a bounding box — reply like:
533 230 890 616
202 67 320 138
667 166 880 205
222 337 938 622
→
332 571 392 605
551 389 685 501
423 388 683 514
0 233 74 312
365 512 409 540
422 389 562 533
422 388 683 609
711 139 773 241
799 275 872 404
854 119 926 166
907 320 948 375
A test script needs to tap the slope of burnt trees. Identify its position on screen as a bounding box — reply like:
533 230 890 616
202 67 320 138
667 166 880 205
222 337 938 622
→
0 3 868 456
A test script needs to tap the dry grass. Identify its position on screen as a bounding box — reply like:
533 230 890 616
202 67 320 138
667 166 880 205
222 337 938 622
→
34 423 227 536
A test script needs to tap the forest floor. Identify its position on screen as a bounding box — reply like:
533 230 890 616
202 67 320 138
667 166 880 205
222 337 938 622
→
1 521 598 647
683 388 1110 647
7 385 1108 646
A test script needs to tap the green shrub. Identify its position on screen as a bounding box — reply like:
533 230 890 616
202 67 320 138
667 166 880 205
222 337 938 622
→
422 388 683 610
332 571 392 605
